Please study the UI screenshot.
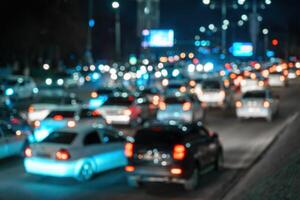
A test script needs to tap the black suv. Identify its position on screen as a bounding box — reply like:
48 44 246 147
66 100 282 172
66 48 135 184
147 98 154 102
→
124 121 223 190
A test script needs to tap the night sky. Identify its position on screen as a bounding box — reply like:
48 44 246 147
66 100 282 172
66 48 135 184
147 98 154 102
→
0 0 299 66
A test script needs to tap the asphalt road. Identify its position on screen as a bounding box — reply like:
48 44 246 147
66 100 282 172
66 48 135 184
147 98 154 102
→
0 79 299 200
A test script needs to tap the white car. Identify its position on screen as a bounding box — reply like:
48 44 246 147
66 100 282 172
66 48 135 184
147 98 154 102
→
4 76 37 99
235 90 279 122
0 121 28 159
157 95 205 123
28 94 80 123
196 79 228 109
24 124 128 181
268 72 287 87
33 106 106 142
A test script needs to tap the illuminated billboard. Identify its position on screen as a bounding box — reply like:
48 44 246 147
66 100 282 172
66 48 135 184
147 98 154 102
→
142 29 174 48
232 42 253 57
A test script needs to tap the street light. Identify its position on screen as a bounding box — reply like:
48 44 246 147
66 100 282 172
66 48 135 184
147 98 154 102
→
112 1 121 60
262 28 269 60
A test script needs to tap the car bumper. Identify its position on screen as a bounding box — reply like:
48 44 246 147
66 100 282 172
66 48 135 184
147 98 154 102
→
127 166 187 184
24 157 80 178
236 107 271 118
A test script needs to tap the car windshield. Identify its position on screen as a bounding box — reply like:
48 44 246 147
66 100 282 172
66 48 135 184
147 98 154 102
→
46 111 76 118
165 97 189 104
42 131 77 144
103 97 134 106
243 91 266 99
5 79 18 86
79 109 102 118
202 81 221 89
96 89 114 95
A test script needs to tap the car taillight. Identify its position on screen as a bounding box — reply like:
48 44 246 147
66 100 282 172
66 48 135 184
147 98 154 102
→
235 101 242 108
67 120 76 128
263 101 270 108
280 76 285 81
125 166 135 172
33 120 40 128
182 102 192 111
53 115 63 120
219 91 225 98
11 117 21 125
125 143 134 158
24 147 32 158
28 106 34 113
55 149 71 160
159 102 166 110
173 144 186 160
258 81 264 87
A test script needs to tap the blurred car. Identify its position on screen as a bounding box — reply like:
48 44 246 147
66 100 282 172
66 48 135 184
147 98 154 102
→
196 79 228 109
28 94 81 124
44 72 84 88
97 95 152 126
138 88 162 108
157 95 205 123
235 90 279 122
240 76 267 93
33 107 106 142
268 72 287 87
24 124 127 181
3 76 37 99
125 121 223 190
87 88 115 109
0 105 32 136
0 121 29 159
287 68 297 80
164 83 188 96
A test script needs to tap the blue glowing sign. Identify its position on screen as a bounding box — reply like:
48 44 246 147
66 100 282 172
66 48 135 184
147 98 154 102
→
142 29 174 48
89 19 95 28
232 42 253 57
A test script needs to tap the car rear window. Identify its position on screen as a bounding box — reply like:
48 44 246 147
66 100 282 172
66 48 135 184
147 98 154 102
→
96 89 114 95
135 128 182 145
103 97 134 106
202 81 221 89
46 111 76 118
243 91 266 98
164 97 189 104
80 109 102 118
43 132 77 144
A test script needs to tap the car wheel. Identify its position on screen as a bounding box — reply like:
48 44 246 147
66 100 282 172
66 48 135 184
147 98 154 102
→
127 176 141 188
183 166 199 191
214 152 224 171
76 162 94 181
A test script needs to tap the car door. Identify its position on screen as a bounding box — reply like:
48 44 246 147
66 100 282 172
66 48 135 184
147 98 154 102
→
0 128 7 159
99 128 127 168
199 127 218 164
0 123 25 156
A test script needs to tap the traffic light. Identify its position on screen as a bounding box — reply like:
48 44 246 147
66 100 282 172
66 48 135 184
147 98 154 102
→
272 39 279 46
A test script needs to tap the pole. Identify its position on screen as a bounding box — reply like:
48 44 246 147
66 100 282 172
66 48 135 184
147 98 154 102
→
115 10 121 60
249 0 259 58
264 34 269 61
221 0 227 56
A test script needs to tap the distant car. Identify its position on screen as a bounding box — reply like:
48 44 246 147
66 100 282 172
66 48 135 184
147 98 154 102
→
0 121 29 159
287 68 297 80
44 72 84 88
24 124 128 181
240 76 267 93
164 83 188 96
33 107 106 142
28 94 81 124
87 88 115 109
97 95 152 126
138 88 162 109
196 79 228 109
268 72 287 87
125 122 223 190
235 90 279 122
3 76 37 99
157 95 205 123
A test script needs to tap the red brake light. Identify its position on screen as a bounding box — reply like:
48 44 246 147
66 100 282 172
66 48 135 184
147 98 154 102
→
55 149 71 160
182 102 192 111
25 147 32 157
125 166 135 172
11 117 21 125
28 106 34 113
173 144 186 160
125 143 134 158
53 115 64 120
